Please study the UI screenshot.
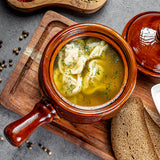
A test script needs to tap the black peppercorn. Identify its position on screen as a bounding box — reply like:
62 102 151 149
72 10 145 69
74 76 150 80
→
28 146 32 150
22 30 27 35
24 34 27 38
29 142 33 147
47 150 52 155
16 50 19 55
39 143 43 148
43 147 47 152
9 59 13 63
9 63 13 67
19 36 23 40
26 32 29 36
0 136 4 141
13 48 17 53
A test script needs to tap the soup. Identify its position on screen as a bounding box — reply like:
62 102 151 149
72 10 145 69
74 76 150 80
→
53 37 124 106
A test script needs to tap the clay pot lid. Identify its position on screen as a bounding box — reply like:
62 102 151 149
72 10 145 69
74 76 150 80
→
122 11 160 77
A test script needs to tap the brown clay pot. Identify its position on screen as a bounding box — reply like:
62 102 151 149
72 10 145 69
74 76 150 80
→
4 23 137 147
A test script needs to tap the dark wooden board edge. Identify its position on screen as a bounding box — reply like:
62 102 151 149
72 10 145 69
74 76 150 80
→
0 11 115 160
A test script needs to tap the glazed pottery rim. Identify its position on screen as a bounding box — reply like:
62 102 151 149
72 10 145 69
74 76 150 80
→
49 32 128 110
122 11 160 77
41 23 137 116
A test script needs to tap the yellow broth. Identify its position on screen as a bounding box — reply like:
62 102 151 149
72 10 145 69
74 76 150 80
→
53 37 124 106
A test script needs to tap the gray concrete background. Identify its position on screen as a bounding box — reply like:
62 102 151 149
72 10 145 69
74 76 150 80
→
0 0 159 160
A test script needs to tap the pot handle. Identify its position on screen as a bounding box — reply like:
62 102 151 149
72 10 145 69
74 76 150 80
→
4 100 59 147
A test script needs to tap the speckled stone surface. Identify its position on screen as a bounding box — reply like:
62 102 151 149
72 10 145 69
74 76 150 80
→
0 0 160 160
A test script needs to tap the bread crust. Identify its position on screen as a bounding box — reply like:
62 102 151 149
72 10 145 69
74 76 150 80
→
144 110 160 159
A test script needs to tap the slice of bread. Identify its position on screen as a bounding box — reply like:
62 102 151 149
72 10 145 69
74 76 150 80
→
144 110 160 159
111 97 158 160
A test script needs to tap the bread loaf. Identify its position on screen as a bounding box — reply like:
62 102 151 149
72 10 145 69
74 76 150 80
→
111 97 158 160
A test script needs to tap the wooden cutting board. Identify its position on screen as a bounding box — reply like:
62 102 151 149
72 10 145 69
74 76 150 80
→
0 11 160 160
6 0 107 14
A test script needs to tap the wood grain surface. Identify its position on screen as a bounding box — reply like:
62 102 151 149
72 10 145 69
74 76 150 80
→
0 10 160 160
6 0 107 14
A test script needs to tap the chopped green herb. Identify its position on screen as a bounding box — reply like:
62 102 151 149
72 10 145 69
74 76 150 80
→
105 92 110 100
114 71 118 75
104 74 107 79
73 62 77 66
96 67 100 75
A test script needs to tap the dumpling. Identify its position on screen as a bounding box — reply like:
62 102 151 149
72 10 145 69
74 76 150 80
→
54 68 82 97
64 43 79 65
85 37 101 54
58 39 88 75
85 37 108 59
82 59 106 95
70 56 88 74
89 41 108 60
62 74 82 96
85 38 108 60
